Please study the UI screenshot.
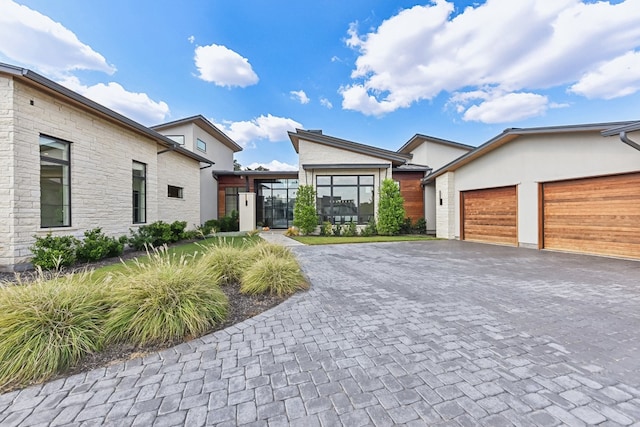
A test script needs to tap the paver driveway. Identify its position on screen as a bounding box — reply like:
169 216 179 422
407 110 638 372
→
1 240 640 426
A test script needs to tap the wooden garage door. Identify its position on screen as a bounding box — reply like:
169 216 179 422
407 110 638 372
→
462 186 517 245
542 173 640 259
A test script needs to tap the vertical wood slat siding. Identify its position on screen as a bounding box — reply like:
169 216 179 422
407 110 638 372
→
392 171 425 220
462 186 518 246
542 172 640 259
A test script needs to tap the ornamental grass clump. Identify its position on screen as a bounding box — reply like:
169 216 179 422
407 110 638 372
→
246 240 294 261
199 240 250 285
0 270 108 390
104 246 228 346
240 253 308 297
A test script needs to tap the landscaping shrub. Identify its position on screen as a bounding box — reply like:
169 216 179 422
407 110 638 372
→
128 220 189 250
29 233 79 270
284 226 300 237
342 221 357 237
399 217 414 235
0 272 108 389
414 217 427 234
217 211 239 232
293 185 318 235
240 254 308 296
76 228 125 263
200 241 249 285
320 221 333 236
377 179 406 235
104 247 228 346
360 219 377 237
332 223 343 237
170 221 188 241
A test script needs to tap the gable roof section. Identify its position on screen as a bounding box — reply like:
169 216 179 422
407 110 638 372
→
397 133 474 154
0 62 212 165
152 115 243 152
423 121 636 183
288 129 411 166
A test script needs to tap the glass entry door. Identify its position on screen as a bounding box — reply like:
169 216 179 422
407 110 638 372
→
256 179 298 228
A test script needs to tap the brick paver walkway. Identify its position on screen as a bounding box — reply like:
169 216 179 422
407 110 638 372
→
1 240 639 426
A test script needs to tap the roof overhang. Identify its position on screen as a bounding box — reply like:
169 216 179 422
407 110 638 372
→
0 62 212 165
302 163 390 170
152 115 243 152
289 129 411 166
397 133 474 154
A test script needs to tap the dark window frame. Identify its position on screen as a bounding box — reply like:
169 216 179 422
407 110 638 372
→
39 134 72 228
167 185 184 199
316 175 374 225
132 161 147 224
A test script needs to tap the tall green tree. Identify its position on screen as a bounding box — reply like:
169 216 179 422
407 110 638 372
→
377 179 405 235
293 185 318 235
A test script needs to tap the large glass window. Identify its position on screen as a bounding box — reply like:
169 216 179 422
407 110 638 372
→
225 187 243 216
316 175 374 224
256 179 298 228
40 136 71 227
132 161 146 224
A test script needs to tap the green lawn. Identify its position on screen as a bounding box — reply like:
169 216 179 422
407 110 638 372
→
90 235 259 279
291 235 438 245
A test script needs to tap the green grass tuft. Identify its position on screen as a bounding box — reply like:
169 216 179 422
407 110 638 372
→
104 246 228 346
0 271 107 389
240 254 308 297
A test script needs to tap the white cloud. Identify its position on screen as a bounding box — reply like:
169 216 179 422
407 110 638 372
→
213 114 302 148
569 50 640 99
59 77 170 125
245 160 298 171
0 0 115 76
290 90 310 104
194 43 259 87
342 0 640 122
188 35 195 44
462 92 549 123
320 97 333 109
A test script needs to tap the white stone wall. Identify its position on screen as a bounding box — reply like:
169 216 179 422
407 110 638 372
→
435 172 456 239
156 148 200 228
0 78 200 271
0 77 16 269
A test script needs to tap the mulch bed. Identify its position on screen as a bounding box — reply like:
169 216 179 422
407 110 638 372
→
0 247 289 392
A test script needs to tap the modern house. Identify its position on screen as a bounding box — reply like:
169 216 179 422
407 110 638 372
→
0 63 212 272
2 59 638 270
425 122 640 260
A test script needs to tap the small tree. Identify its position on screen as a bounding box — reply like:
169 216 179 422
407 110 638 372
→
293 185 318 235
377 179 405 235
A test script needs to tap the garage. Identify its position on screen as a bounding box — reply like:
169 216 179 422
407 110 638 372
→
461 185 518 246
541 172 640 259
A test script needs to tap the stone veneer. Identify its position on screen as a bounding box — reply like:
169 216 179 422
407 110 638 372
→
0 76 200 271
435 172 456 239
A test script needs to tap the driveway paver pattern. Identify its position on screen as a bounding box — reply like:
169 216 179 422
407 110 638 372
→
1 240 639 426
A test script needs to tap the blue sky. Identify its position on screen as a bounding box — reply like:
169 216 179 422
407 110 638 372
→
2 0 640 170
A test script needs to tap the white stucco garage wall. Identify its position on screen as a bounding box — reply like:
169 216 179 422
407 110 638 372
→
437 130 640 247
